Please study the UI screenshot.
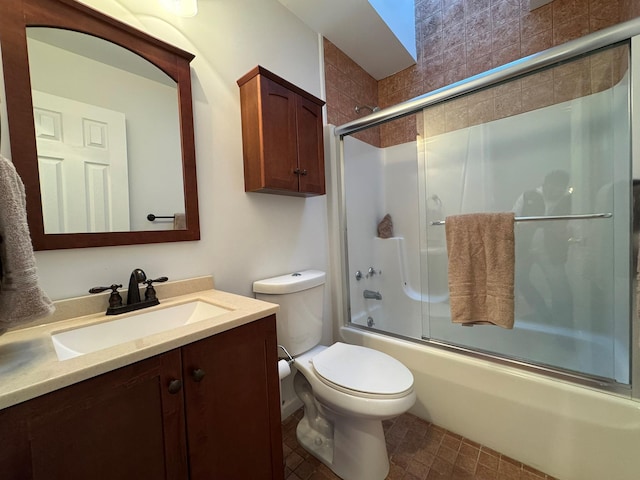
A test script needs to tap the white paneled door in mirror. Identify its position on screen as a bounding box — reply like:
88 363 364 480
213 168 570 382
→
33 91 130 234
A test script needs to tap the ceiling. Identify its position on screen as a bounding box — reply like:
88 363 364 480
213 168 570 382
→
277 0 417 80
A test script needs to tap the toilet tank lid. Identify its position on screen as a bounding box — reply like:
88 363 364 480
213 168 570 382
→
253 270 326 294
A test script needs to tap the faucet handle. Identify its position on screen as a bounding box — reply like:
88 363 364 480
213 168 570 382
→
145 276 168 284
89 284 123 294
144 276 168 301
89 284 124 308
367 267 381 278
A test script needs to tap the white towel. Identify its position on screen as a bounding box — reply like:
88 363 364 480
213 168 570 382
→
0 155 54 330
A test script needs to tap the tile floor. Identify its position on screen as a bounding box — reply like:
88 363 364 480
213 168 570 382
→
282 409 557 480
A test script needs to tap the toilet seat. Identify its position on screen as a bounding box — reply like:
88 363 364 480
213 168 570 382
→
310 342 414 399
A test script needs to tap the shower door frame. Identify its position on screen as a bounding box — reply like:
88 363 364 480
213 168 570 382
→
632 34 640 400
334 18 640 400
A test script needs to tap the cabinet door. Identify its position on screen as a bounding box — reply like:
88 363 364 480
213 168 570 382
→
261 78 299 191
182 316 284 480
296 94 325 195
0 350 188 480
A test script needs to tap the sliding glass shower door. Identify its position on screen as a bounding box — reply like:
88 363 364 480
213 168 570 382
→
420 43 631 384
343 42 633 386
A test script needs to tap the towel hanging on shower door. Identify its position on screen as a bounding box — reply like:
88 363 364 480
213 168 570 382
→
445 212 515 328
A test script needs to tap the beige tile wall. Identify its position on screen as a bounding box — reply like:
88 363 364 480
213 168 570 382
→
422 44 629 137
324 0 640 148
324 39 381 146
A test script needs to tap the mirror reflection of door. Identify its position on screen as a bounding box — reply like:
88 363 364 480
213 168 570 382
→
34 91 130 233
26 27 186 233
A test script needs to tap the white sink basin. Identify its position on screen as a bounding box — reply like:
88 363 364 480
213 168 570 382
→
52 300 230 361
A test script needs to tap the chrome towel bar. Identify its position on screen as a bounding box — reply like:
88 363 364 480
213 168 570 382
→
430 212 612 226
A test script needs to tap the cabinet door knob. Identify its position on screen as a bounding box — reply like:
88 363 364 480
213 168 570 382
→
192 368 206 382
293 168 308 176
168 378 183 394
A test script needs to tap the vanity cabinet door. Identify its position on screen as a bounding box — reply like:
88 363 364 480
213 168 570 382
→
0 350 188 480
182 315 284 480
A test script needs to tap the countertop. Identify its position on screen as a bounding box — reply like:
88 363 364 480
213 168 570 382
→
0 286 279 410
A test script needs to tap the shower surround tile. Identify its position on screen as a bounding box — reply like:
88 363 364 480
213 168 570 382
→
324 0 639 148
282 409 558 480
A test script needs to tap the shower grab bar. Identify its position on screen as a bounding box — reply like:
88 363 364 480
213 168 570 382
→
429 212 612 226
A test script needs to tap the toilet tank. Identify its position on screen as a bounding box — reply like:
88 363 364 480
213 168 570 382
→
253 270 325 356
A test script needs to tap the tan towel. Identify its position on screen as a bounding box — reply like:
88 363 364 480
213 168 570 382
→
445 212 515 328
173 212 186 230
0 155 55 330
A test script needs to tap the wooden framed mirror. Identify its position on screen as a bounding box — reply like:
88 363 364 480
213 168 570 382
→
0 0 200 250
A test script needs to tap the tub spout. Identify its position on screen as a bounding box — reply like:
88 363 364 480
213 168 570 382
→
363 290 382 300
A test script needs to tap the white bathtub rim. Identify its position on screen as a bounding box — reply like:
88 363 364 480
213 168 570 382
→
339 325 640 423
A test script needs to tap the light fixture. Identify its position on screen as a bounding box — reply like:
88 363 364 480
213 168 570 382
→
159 0 198 17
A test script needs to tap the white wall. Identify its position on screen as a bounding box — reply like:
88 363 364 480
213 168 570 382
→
0 0 332 344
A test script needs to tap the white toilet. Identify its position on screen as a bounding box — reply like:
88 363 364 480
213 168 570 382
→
253 270 415 480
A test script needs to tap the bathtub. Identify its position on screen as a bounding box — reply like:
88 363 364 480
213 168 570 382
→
338 325 640 480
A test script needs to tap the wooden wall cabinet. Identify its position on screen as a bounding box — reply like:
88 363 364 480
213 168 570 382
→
237 66 326 197
0 316 284 480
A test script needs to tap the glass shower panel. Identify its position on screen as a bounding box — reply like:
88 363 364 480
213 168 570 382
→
343 113 424 340
421 44 631 383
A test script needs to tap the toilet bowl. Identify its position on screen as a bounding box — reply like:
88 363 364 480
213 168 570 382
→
293 343 415 480
295 343 415 419
253 270 415 480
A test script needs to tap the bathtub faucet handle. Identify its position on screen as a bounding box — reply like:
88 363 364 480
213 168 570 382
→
367 267 381 278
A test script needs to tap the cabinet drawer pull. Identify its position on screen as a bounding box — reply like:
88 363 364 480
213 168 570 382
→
192 368 206 382
168 378 183 394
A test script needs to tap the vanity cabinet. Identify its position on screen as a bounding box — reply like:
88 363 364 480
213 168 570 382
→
0 316 284 480
237 66 326 197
